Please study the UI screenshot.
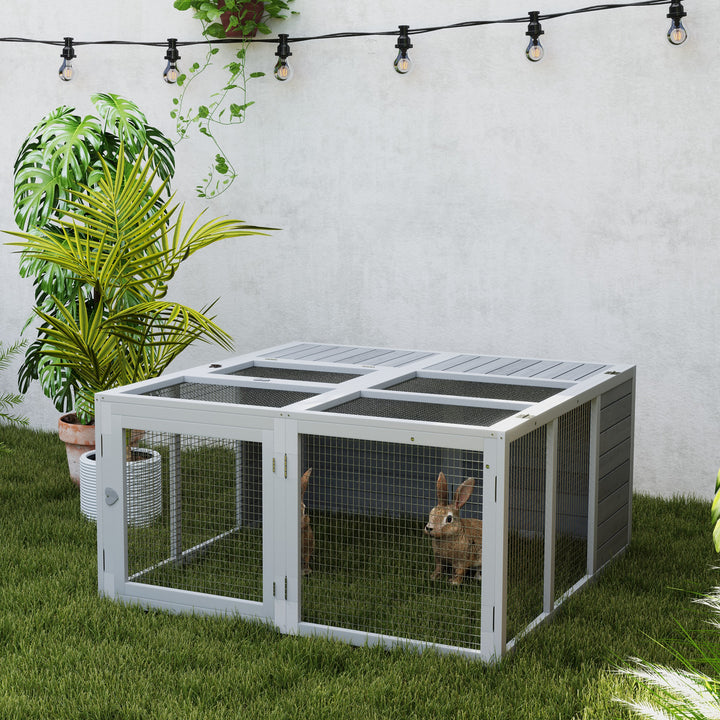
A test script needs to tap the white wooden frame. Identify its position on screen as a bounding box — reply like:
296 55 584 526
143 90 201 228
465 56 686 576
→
96 341 635 662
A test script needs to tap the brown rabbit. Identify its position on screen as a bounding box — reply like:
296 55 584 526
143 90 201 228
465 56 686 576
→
300 468 314 576
424 472 483 585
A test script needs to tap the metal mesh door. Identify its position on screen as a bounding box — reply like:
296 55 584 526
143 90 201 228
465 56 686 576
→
126 431 264 602
299 435 484 650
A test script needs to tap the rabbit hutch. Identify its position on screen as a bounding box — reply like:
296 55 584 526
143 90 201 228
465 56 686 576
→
95 341 635 661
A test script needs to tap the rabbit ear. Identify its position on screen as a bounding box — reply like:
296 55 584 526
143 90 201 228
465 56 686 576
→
454 477 475 510
436 471 448 506
301 468 312 494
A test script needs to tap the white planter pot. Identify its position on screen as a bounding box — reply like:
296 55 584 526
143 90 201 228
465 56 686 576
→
80 447 162 527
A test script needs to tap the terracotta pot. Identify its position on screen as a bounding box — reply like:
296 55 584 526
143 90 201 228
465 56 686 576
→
219 0 264 38
58 413 96 486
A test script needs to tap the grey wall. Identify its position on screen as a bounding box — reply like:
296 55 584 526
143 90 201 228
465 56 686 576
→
0 1 717 499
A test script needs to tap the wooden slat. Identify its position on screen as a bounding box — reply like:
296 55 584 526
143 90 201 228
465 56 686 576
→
488 359 544 376
600 394 633 432
596 526 629 569
599 417 632 456
533 362 584 379
598 458 631 500
554 363 607 381
425 354 486 371
597 503 629 546
601 380 633 407
382 351 436 367
598 481 629 525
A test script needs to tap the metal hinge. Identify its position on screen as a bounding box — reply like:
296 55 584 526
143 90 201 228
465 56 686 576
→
273 458 276 473
284 454 287 479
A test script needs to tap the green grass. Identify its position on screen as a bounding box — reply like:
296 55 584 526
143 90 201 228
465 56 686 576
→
0 424 717 720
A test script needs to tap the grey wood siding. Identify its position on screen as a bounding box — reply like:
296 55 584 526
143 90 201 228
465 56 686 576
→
595 380 634 568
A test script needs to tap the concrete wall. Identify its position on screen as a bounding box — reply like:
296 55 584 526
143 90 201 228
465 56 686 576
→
0 1 717 499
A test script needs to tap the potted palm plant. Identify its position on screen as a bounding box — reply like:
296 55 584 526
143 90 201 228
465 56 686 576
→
12 93 177 467
7 146 271 485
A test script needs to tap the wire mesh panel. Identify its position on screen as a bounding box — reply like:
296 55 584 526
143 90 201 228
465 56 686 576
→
506 426 547 643
126 431 264 602
230 366 362 383
555 404 591 600
299 435 484 650
385 377 562 403
323 396 516 426
143 382 315 407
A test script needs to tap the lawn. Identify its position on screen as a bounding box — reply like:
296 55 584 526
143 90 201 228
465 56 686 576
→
0 424 717 720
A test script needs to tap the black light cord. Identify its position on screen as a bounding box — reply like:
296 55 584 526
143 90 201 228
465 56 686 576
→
0 0 679 49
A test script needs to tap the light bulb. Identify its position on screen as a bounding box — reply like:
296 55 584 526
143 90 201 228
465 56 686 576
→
59 37 75 82
525 11 544 63
59 58 74 81
667 20 687 45
163 63 179 83
525 39 544 62
274 58 293 82
394 51 412 74
163 38 181 84
394 25 413 75
666 1 687 45
274 34 293 82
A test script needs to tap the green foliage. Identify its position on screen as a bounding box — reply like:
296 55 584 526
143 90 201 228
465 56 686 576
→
171 0 297 198
0 464 716 720
713 469 720 552
616 585 720 719
173 0 296 38
12 94 177 417
6 149 271 424
0 340 29 454
614 490 720 720
13 93 174 234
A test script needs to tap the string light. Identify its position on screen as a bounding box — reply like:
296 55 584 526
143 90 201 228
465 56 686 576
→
163 38 181 83
58 37 75 82
274 33 293 81
394 25 413 74
525 11 545 62
0 1 687 84
666 0 687 45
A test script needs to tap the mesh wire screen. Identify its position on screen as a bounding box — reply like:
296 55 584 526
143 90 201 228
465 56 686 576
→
322 396 516 427
126 431 263 602
142 383 315 407
554 403 591 601
386 377 561 403
230 366 362 383
506 426 547 644
299 435 484 650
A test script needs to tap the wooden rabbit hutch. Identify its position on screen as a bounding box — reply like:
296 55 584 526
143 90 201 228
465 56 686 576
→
95 341 635 661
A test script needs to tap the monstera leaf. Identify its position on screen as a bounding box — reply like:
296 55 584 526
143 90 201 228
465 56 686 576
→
92 93 175 180
13 96 174 234
13 108 103 231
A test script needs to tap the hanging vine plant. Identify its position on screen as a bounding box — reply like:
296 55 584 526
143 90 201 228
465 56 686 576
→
172 0 297 198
